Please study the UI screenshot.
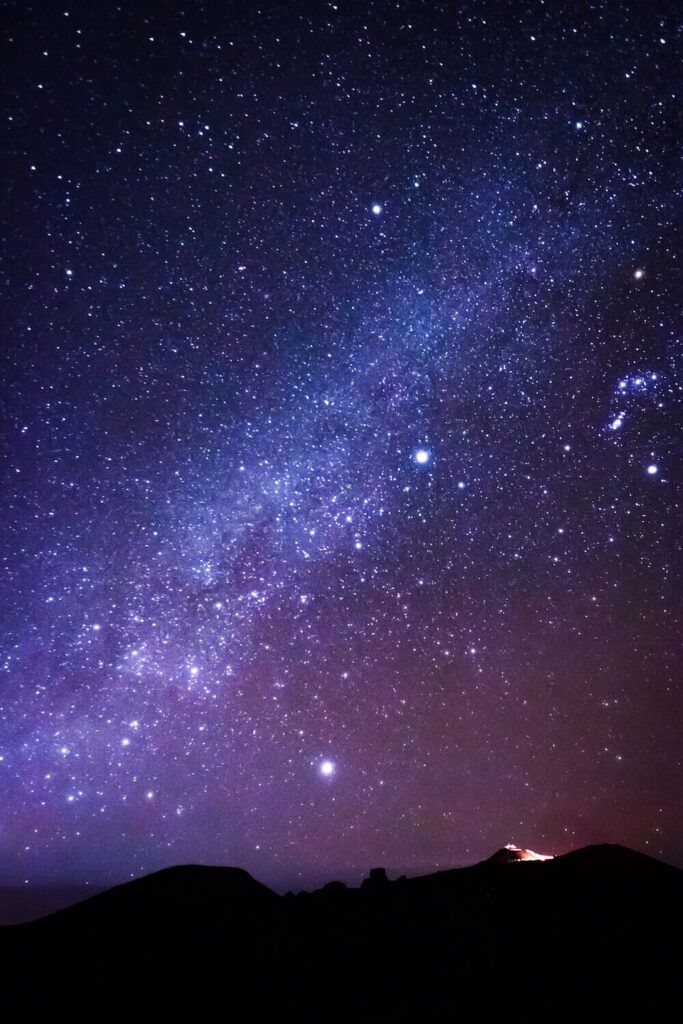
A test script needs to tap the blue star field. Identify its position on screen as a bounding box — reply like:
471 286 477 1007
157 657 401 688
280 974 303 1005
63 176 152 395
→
0 1 681 893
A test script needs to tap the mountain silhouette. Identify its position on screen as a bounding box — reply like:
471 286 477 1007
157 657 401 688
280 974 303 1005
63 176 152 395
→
545 842 678 872
1 844 680 1016
24 863 278 931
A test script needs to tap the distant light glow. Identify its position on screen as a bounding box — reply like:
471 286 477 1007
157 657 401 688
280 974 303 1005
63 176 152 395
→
414 448 431 465
646 464 658 475
371 203 382 215
319 760 336 777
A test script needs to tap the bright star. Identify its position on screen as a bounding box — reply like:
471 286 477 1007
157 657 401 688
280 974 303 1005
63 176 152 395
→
371 203 382 215
319 760 335 777
646 464 658 475
634 269 645 280
414 448 430 465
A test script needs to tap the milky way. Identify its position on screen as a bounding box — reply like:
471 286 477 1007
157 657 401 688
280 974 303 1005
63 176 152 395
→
1 1 681 891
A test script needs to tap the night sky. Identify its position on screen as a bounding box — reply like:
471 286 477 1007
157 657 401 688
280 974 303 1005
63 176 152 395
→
1 1 681 896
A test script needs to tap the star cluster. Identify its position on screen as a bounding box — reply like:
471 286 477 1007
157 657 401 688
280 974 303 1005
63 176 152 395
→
1 1 681 892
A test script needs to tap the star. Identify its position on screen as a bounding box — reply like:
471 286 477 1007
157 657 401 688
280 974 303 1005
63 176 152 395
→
0 0 679 906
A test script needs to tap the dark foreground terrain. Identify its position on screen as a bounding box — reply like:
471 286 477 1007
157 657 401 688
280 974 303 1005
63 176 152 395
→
1 844 680 1017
